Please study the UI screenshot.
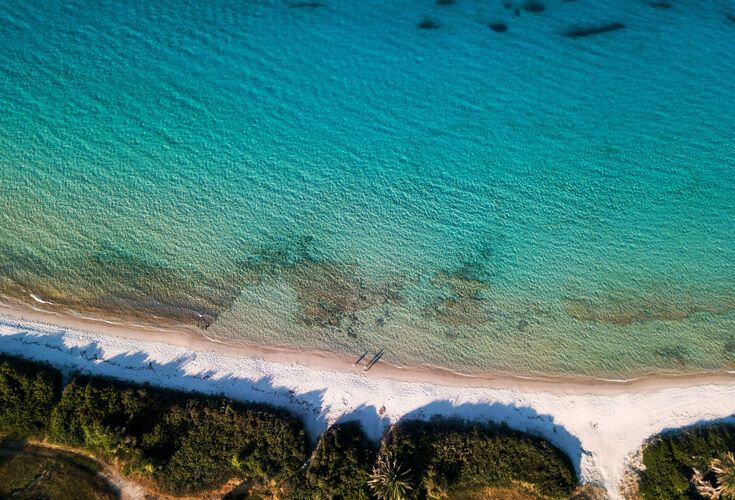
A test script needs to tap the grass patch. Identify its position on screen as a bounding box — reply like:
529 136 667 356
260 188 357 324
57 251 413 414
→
0 441 116 499
375 418 577 499
638 422 735 499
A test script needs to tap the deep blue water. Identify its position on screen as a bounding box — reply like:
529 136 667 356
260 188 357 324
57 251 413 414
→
1 0 734 376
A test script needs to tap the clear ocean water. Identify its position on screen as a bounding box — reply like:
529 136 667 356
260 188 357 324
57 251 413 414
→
1 0 734 377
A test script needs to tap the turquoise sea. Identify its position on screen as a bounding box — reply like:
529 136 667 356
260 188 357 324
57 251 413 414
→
1 0 734 377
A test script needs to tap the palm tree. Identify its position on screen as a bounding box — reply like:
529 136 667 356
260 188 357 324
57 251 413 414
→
368 453 412 500
692 467 719 499
713 452 735 499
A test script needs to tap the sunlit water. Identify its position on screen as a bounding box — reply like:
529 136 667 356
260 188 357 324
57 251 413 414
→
1 0 734 377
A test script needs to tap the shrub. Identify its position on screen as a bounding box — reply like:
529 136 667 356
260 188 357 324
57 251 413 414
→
49 376 307 495
0 355 61 437
639 423 735 499
379 418 578 499
294 421 376 499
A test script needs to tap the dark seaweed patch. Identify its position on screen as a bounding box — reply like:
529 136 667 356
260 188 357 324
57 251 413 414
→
287 261 403 331
426 269 491 325
563 22 625 38
649 1 672 9
0 242 242 329
488 22 509 33
418 17 440 29
726 12 735 23
238 236 404 332
522 1 546 13
655 345 690 365
436 0 456 5
564 294 735 326
289 2 325 8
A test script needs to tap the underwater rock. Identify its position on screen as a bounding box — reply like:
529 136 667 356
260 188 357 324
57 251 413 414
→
655 345 690 365
436 0 456 5
286 261 403 329
237 235 404 331
426 269 491 325
564 294 735 326
649 1 672 9
488 22 509 33
289 2 325 8
0 242 242 330
418 17 440 29
563 22 625 38
522 1 546 13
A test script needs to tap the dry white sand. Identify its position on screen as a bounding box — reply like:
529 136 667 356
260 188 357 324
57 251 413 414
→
1 306 733 499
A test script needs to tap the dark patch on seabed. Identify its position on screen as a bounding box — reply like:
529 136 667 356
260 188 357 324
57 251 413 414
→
289 1 324 8
521 0 546 13
287 261 402 332
649 1 672 9
425 268 492 326
563 22 626 38
564 294 735 326
0 242 244 329
237 236 404 337
655 345 690 366
418 17 440 29
488 22 508 33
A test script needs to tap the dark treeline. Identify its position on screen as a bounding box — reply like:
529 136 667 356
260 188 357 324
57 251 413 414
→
638 422 735 499
0 354 579 498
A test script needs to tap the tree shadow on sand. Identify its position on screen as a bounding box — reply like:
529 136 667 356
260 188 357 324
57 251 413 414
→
0 320 586 477
338 399 586 477
0 324 330 438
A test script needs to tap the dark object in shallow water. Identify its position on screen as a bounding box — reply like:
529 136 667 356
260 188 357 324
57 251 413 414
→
522 1 546 13
726 12 735 23
563 22 625 38
436 0 456 5
418 17 440 29
488 22 508 33
289 1 324 8
649 1 672 9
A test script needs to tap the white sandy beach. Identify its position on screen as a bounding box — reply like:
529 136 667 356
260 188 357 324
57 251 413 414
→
1 305 734 499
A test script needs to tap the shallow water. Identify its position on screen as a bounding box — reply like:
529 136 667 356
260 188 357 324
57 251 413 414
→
1 0 734 377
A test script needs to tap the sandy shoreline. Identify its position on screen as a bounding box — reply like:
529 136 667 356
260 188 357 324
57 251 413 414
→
1 301 735 498
2 298 734 392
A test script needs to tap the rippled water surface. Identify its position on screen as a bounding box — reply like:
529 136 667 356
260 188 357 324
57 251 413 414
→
1 0 734 376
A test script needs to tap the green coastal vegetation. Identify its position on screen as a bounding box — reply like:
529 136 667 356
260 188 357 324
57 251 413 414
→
376 419 578 499
0 442 117 500
638 422 735 499
0 354 579 498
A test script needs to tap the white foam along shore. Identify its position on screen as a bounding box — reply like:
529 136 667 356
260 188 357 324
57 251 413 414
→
1 310 734 499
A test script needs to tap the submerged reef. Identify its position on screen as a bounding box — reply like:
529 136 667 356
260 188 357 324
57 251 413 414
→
522 1 546 13
289 2 325 8
0 235 408 337
564 294 735 326
287 261 398 330
0 242 242 329
563 22 625 38
649 1 672 9
425 268 492 326
418 17 440 29
655 345 690 366
238 236 404 336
